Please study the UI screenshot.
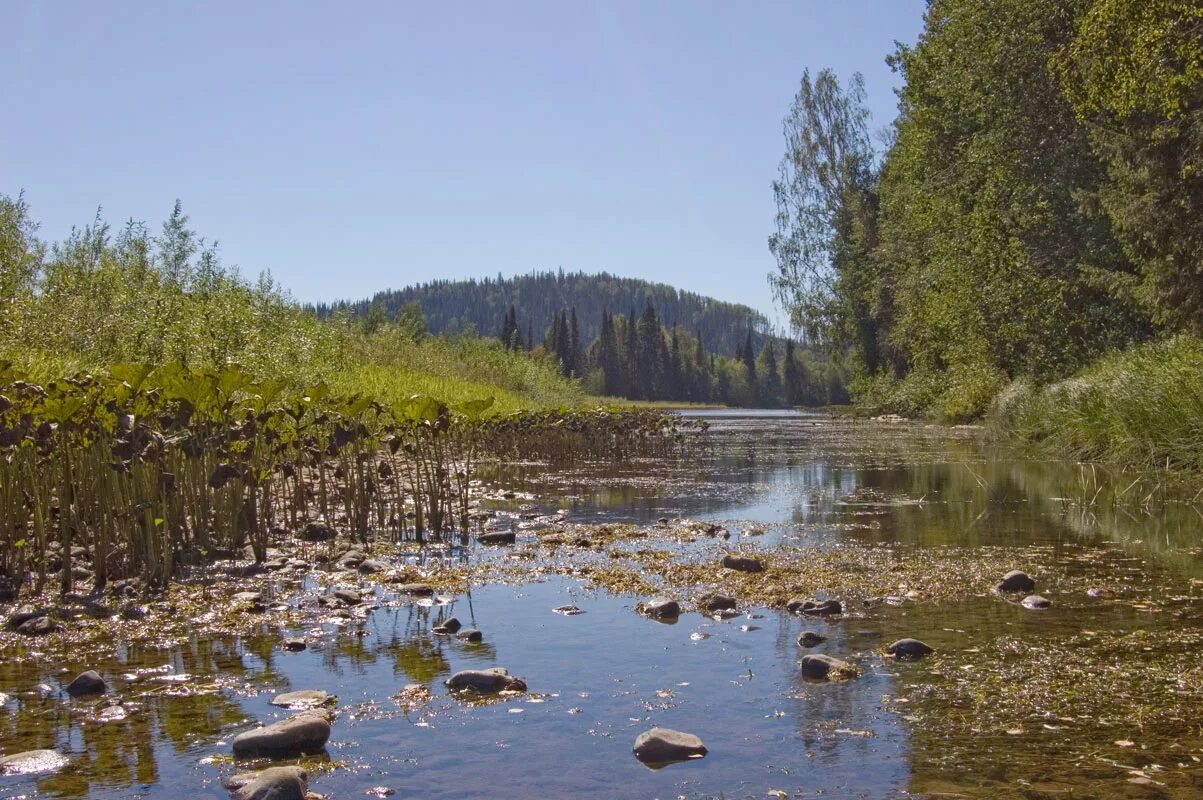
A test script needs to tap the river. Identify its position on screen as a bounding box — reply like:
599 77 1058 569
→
2 411 1202 799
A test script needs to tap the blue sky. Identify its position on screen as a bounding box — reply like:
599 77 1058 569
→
2 1 925 321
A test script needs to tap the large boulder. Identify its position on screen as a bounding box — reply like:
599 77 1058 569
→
996 570 1035 593
884 639 934 660
721 554 763 573
800 653 858 681
632 727 708 766
445 667 526 693
231 710 332 758
65 670 106 697
225 765 309 800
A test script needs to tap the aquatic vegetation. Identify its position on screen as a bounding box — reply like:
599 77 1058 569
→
0 361 695 599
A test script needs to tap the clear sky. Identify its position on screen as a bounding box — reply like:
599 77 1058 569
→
2 1 925 321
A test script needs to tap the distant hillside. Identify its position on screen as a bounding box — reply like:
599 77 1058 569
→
315 271 773 357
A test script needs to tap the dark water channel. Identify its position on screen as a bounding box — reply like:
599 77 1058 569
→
3 411 1203 799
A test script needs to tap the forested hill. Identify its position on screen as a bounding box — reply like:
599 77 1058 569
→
314 271 773 357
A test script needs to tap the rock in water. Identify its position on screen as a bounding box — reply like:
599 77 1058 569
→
299 522 336 542
797 631 827 647
721 554 763 573
432 617 462 634
632 727 708 766
0 749 69 775
701 594 737 612
231 710 332 758
456 628 483 642
885 638 934 660
788 598 842 616
1021 594 1051 609
270 690 329 709
282 638 306 652
65 670 106 697
445 667 527 693
641 598 680 619
225 765 309 800
997 570 1035 593
478 531 516 545
16 616 57 636
800 654 857 680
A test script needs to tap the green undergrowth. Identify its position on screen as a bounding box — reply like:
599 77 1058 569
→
990 335 1203 473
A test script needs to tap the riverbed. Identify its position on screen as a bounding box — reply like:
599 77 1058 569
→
2 411 1202 799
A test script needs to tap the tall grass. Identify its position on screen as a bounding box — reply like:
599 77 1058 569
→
990 336 1203 472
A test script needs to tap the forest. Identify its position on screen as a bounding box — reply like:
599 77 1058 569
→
769 0 1202 467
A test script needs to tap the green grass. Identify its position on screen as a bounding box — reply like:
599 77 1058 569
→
990 335 1203 472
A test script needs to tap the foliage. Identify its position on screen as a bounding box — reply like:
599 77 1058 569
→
1056 0 1203 331
317 269 773 358
990 335 1203 471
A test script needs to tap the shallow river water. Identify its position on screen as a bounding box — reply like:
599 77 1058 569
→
3 411 1203 799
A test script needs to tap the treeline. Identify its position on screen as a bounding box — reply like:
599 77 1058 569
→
771 0 1203 420
316 270 773 357
502 300 847 406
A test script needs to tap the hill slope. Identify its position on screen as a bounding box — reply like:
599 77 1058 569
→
317 271 774 357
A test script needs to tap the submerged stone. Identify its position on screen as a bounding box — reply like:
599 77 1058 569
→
1022 594 1051 609
270 690 329 709
231 710 332 758
997 570 1035 593
478 531 517 545
0 749 69 775
789 599 842 616
797 631 827 647
432 616 462 634
225 765 309 800
642 598 680 620
885 638 934 660
800 653 857 681
721 554 763 573
65 670 106 697
445 667 526 693
632 727 708 766
701 593 737 612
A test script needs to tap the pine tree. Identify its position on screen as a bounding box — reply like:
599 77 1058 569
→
757 342 781 406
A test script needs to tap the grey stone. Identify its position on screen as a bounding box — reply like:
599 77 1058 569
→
270 690 329 709
282 638 307 652
358 558 388 574
65 670 106 697
457 628 483 642
797 631 827 647
0 749 69 775
231 710 332 758
632 727 708 766
789 599 843 616
800 653 857 680
997 570 1035 593
299 523 336 542
445 667 526 693
432 617 461 634
885 638 934 660
478 531 516 545
702 594 737 612
15 615 57 636
332 588 362 606
1021 594 1051 609
225 765 309 800
721 554 763 573
642 598 680 619
395 583 434 596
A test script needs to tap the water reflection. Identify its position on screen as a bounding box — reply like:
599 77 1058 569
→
3 414 1202 798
